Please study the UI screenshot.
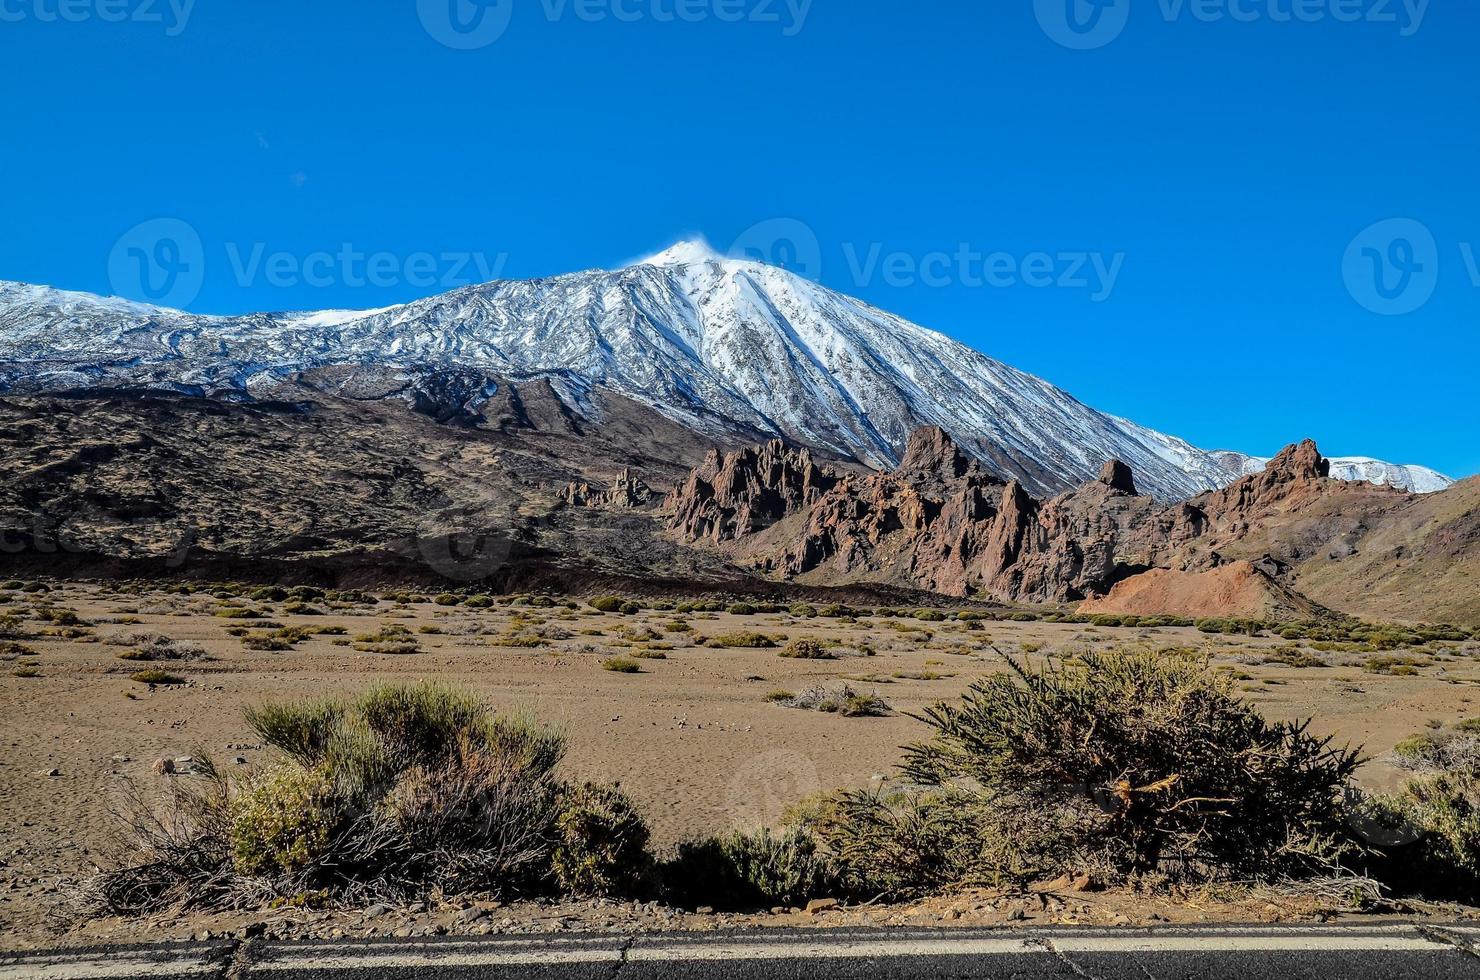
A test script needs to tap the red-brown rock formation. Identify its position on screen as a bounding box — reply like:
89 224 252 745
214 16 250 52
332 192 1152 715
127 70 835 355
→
665 426 1402 616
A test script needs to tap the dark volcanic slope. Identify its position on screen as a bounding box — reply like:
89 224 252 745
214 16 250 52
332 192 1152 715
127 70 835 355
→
0 386 737 586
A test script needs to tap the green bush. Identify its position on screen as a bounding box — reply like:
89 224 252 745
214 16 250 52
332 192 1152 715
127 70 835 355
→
779 639 834 660
727 602 757 616
89 682 579 916
818 649 1361 895
434 593 461 606
602 657 642 673
230 766 341 876
708 631 777 649
463 595 495 608
550 783 651 896
661 827 840 910
129 670 186 686
912 609 946 622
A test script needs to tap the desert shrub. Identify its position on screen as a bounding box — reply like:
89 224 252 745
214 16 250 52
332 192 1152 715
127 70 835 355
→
779 638 833 660
589 596 626 613
789 604 818 618
34 607 84 626
817 649 1361 896
708 631 777 649
0 613 21 639
912 609 946 622
113 634 207 662
602 657 642 673
0 640 36 659
550 783 651 896
661 827 840 910
463 595 495 608
84 683 580 915
780 685 890 717
433 593 461 607
241 635 292 652
620 602 643 615
1364 655 1427 676
727 602 757 616
251 587 289 603
129 670 186 686
230 766 341 876
1363 722 1480 900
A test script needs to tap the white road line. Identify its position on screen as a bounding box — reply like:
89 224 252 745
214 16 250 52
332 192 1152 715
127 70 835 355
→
254 948 622 972
1048 935 1446 954
1 928 1465 978
0 954 220 980
627 938 1039 961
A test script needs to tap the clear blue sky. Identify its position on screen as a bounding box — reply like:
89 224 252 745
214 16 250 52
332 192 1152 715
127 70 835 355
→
2 0 1476 477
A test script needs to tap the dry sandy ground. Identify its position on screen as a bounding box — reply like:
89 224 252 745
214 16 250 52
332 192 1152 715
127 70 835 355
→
3 582 1480 949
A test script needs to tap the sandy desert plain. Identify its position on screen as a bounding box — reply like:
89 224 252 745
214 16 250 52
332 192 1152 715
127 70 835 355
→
3 580 1480 948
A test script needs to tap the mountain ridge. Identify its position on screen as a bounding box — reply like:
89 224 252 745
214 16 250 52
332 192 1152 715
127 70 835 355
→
0 244 1453 499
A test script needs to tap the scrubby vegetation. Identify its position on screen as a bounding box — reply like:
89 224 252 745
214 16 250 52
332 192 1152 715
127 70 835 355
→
811 650 1363 896
83 682 647 915
778 685 890 717
660 828 840 910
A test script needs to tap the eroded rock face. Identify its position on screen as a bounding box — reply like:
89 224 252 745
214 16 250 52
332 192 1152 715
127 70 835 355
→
666 426 1366 607
560 469 655 509
666 440 836 544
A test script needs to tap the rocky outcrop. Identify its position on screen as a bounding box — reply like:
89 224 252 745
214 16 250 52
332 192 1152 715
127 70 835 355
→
666 440 836 544
560 469 655 509
1078 561 1326 621
666 426 1389 613
1098 459 1138 495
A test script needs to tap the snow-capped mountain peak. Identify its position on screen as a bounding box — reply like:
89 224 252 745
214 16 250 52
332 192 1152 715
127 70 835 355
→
0 242 1456 499
633 239 729 269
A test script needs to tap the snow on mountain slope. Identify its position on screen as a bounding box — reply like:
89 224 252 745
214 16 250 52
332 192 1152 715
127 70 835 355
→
0 243 1455 500
1207 450 1452 495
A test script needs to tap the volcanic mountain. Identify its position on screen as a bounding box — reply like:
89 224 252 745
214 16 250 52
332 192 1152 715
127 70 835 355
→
0 240 1450 500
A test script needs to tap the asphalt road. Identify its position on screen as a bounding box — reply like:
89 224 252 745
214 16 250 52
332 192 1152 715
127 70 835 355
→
4 923 1480 980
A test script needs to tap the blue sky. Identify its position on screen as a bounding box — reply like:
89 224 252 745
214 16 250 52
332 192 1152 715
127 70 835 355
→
2 0 1477 477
